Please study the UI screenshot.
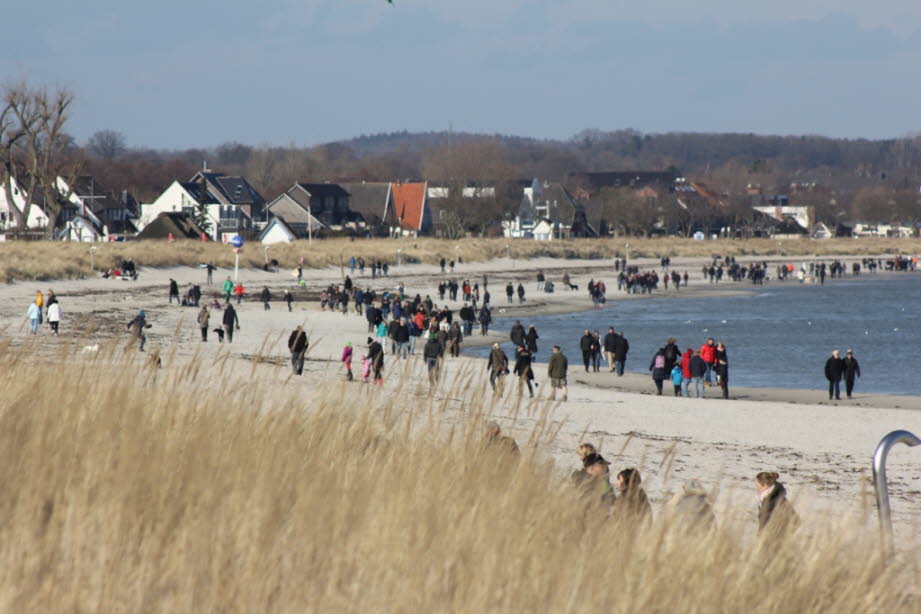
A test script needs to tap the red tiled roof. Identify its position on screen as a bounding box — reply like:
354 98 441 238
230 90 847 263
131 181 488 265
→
390 182 426 231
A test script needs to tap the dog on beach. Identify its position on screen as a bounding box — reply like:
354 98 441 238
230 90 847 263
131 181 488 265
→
567 283 579 291
213 328 225 343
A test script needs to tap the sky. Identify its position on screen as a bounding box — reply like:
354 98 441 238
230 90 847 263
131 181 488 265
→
3 1 921 149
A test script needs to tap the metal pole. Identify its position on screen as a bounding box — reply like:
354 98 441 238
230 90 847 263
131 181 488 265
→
234 252 239 282
872 430 921 559
308 203 313 243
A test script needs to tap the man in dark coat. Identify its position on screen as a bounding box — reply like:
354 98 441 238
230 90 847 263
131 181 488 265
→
824 349 845 400
843 349 861 399
168 278 180 304
603 327 618 372
579 329 594 372
509 321 526 349
288 326 308 375
222 304 240 343
613 332 630 376
486 343 508 391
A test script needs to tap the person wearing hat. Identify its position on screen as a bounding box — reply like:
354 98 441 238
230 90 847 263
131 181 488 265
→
843 349 861 399
582 453 616 508
126 310 150 351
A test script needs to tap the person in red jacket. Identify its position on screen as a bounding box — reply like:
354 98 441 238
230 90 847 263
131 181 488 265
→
680 348 694 397
699 338 717 386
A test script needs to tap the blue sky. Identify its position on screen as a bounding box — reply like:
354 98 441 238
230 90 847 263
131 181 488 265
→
3 1 921 148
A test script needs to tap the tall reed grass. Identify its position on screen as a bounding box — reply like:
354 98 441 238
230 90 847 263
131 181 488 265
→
0 340 915 611
2 236 920 282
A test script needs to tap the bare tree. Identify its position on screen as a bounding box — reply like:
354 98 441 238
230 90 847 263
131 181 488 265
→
87 129 126 160
0 82 82 235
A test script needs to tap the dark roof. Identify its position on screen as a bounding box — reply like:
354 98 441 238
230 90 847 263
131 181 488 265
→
567 171 677 192
180 182 220 205
189 171 264 206
295 183 350 199
774 217 808 234
339 182 391 225
137 212 207 240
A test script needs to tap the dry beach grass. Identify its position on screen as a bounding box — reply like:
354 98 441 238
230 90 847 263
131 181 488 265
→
3 236 921 282
0 341 916 612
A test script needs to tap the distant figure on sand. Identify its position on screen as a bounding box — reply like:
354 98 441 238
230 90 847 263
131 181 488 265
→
487 343 509 391
288 326 308 375
548 345 568 401
341 342 353 381
126 310 150 351
223 303 240 343
197 305 210 341
825 349 845 400
843 349 861 398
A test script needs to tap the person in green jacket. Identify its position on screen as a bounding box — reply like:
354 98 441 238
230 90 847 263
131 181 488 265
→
547 345 568 401
222 276 234 304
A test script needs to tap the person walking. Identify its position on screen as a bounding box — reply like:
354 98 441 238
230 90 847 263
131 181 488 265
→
126 310 150 351
580 329 594 372
670 363 684 396
649 348 667 395
690 350 707 398
663 337 681 374
206 263 214 284
525 325 539 359
222 276 234 304
478 305 491 335
611 330 630 376
715 342 729 399
680 348 693 397
423 334 442 385
261 286 271 310
222 303 240 343
288 326 308 375
284 289 293 312
755 471 799 535
603 327 617 371
367 337 384 385
447 321 463 358
513 344 535 398
394 317 410 359
517 283 526 304
47 300 61 336
590 330 602 372
548 345 569 401
197 305 210 341
168 278 180 304
509 320 526 350
341 342 354 381
843 349 861 399
27 300 41 335
505 282 514 304
825 349 845 400
536 270 545 291
486 343 509 391
234 282 245 306
700 338 717 386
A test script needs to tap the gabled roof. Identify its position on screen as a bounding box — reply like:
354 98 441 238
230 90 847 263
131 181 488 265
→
189 171 264 206
391 182 427 231
294 183 350 199
339 182 391 225
136 212 207 240
266 193 326 229
179 182 220 205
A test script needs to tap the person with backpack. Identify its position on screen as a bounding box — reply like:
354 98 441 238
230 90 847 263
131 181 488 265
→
649 348 667 395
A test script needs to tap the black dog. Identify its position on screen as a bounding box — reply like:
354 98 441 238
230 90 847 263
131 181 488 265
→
568 283 579 291
213 328 225 343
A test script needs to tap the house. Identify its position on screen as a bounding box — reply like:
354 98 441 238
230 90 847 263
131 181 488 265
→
771 218 809 239
61 176 137 236
259 217 302 245
811 222 834 240
265 183 362 236
503 180 596 240
338 182 393 233
752 205 814 231
390 182 430 236
0 176 53 231
139 170 265 242
136 212 208 240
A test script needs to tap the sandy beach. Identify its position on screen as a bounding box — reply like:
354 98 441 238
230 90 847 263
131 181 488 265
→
3 253 920 537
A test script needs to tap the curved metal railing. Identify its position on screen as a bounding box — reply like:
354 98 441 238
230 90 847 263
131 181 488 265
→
872 430 921 558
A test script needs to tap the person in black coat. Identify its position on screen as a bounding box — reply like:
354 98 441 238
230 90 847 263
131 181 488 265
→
261 286 271 311
513 345 535 398
367 337 384 385
824 349 845 400
525 325 539 359
663 337 681 374
603 327 617 371
613 332 630 376
715 342 729 399
649 348 666 395
843 349 861 399
288 326 308 375
509 321 526 348
756 472 799 535
222 304 240 343
579 329 594 372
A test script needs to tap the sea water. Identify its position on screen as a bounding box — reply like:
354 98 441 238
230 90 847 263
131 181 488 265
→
468 274 921 395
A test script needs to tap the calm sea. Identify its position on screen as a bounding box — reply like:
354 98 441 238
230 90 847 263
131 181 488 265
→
468 273 921 395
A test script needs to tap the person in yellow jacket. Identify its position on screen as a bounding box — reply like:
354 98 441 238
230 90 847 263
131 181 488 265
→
34 290 44 324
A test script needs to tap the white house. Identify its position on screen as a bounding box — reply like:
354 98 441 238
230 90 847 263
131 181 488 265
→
139 171 265 242
0 176 52 230
259 217 300 245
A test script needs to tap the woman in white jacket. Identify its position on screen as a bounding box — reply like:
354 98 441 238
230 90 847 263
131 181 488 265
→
47 302 61 336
